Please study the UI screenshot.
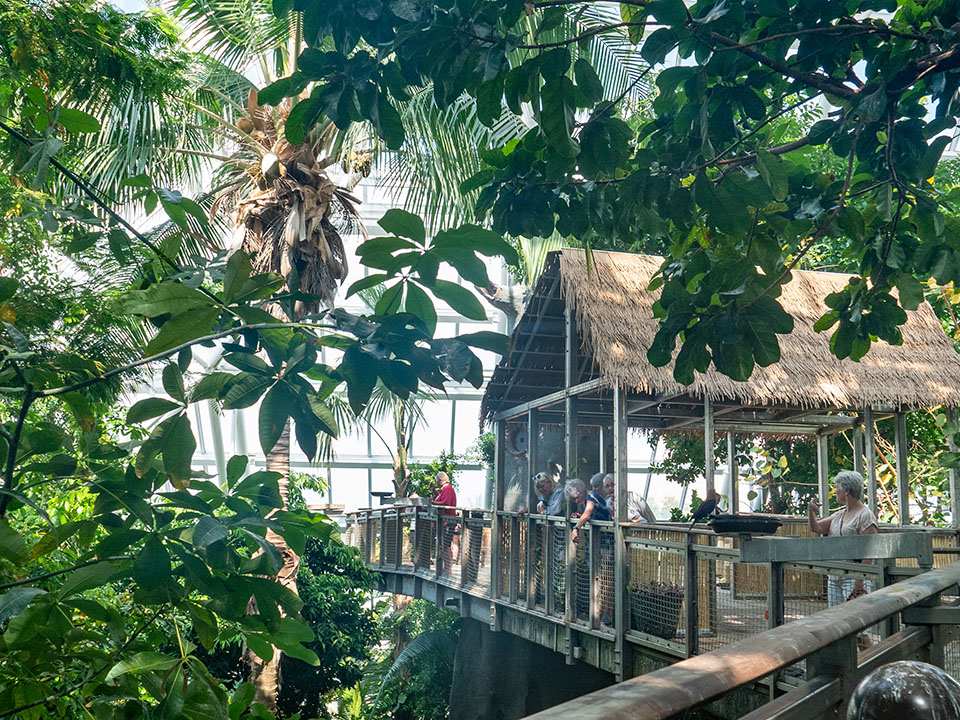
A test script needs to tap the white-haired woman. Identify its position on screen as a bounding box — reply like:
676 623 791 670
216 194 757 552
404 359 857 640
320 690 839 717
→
808 470 878 647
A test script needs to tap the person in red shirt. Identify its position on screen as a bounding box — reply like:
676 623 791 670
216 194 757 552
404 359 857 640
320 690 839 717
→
433 472 457 573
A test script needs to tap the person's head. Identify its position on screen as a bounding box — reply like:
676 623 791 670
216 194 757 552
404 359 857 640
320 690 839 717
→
533 472 555 499
437 471 450 487
564 478 586 505
833 470 864 502
603 473 615 499
589 472 606 496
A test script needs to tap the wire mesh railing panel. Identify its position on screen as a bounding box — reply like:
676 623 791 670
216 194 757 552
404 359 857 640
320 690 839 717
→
783 565 883 649
437 512 460 582
414 514 435 570
597 526 616 628
550 523 567 616
532 520 548 609
401 511 414 567
626 537 685 644
517 519 528 603
368 516 381 565
461 512 491 593
574 529 591 622
498 517 512 600
701 560 769 652
381 513 399 566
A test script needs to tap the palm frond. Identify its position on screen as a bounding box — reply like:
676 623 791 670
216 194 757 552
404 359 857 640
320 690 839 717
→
373 631 457 711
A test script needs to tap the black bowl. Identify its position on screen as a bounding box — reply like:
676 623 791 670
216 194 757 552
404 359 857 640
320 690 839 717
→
708 514 782 536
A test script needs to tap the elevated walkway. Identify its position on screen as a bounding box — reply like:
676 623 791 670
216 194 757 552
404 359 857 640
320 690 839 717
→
346 506 960 719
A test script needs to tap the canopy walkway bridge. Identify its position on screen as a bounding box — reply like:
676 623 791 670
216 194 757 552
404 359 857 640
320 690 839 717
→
345 507 960 719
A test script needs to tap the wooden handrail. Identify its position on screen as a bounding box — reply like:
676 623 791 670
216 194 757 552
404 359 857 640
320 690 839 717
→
527 561 960 720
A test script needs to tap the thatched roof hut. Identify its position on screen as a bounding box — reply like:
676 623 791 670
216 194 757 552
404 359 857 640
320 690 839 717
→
482 250 960 429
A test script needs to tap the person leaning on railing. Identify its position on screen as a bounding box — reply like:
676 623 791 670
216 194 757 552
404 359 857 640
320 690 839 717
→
535 472 565 516
808 469 879 649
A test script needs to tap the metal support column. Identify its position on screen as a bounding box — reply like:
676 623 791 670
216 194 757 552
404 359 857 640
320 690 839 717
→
853 422 864 476
895 411 910 525
491 421 506 616
865 407 878 516
817 433 830 515
564 304 577 661
526 408 539 609
613 384 630 679
726 431 738 513
947 407 960 528
704 395 715 496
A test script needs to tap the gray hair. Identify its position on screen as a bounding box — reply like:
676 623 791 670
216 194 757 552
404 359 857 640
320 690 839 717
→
564 478 586 501
833 470 864 499
589 472 606 491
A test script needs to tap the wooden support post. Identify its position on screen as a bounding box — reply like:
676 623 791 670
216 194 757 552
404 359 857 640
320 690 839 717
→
946 407 960 528
817 433 830 516
364 512 373 565
853 423 864 475
588 523 599 629
726 431 738 513
704 395 715 496
685 540 699 657
545 522 556 616
895 411 909 526
526 409 539 608
491 421 505 601
865 407 878 517
767 561 785 700
613 385 630 680
509 515 520 604
599 425 606 474
528 409 539 510
394 509 403 570
434 508 442 579
380 509 387 569
564 305 577 631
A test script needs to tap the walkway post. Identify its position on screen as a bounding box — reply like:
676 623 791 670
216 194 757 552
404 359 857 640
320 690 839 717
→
853 423 864 475
817 433 829 515
491 420 505 615
564 304 578 660
613 383 630 680
946 407 960 528
865 407 878 516
895 411 909 525
527 408 539 609
726 431 737 513
704 395 715 496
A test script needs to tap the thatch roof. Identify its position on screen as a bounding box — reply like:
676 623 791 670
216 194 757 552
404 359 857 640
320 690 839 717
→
482 250 960 421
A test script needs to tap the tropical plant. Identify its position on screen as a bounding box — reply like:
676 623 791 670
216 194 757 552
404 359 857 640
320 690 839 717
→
260 0 960 386
407 450 461 500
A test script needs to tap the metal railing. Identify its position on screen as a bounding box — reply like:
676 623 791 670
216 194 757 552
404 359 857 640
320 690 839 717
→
345 506 960 700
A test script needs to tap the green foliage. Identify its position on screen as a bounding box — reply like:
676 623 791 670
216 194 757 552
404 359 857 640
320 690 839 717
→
267 0 960 384
372 600 460 720
407 450 461 500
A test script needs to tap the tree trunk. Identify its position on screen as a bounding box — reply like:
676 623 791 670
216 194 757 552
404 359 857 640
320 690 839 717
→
248 419 299 712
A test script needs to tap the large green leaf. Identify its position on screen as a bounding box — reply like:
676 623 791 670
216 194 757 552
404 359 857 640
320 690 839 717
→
259 382 292 454
0 518 29 566
404 282 438 334
378 209 426 244
160 412 196 483
127 398 182 424
193 517 229 548
105 652 179 682
430 280 487 321
221 373 275 410
57 107 100 133
116 283 214 317
146 307 220 355
0 588 46 624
